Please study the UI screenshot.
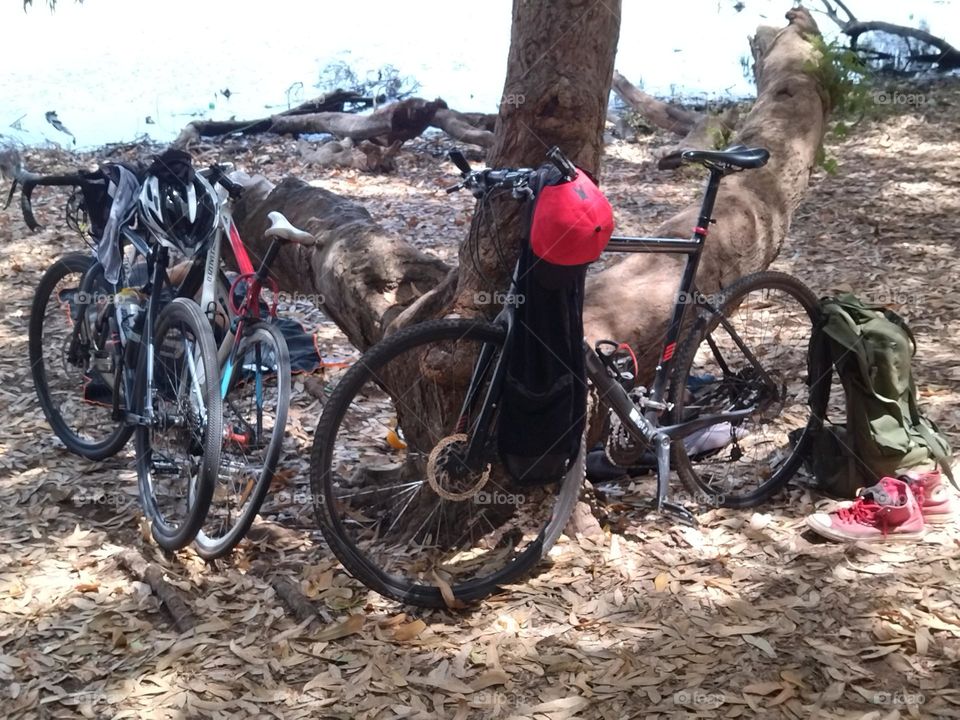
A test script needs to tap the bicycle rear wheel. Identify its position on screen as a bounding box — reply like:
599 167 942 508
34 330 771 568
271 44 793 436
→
194 321 290 559
135 298 223 550
310 319 583 608
29 253 132 459
668 271 830 507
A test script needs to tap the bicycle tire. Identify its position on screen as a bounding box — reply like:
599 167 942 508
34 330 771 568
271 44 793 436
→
135 297 223 550
668 271 830 507
310 318 583 608
194 321 291 559
29 253 133 459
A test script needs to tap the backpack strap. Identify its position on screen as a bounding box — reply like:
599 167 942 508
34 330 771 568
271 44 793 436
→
905 379 958 490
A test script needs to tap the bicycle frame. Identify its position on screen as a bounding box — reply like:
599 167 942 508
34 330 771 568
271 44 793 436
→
460 167 772 523
177 190 280 404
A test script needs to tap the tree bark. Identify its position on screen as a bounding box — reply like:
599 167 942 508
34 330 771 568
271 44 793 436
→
583 7 831 377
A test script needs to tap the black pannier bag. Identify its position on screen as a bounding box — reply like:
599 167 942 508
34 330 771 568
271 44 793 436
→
497 163 613 486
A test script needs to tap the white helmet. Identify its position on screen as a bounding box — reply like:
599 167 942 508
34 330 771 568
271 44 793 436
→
138 172 219 256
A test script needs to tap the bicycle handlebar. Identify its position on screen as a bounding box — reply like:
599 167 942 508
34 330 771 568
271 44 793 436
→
445 145 577 199
6 171 88 231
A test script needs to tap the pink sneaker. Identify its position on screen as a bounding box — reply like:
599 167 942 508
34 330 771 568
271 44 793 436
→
806 477 925 542
902 469 956 525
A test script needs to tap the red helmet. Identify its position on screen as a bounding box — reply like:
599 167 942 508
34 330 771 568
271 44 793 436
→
530 169 613 266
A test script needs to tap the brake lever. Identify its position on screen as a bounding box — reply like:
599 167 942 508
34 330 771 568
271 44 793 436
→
444 182 464 194
448 150 472 175
3 179 17 210
21 180 41 231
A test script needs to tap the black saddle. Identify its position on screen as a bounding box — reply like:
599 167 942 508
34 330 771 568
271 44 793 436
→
659 144 770 172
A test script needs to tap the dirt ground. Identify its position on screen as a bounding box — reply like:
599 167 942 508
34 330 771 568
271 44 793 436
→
1 78 959 720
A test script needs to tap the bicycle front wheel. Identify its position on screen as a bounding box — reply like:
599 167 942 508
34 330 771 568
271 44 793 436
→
668 271 830 507
135 298 223 550
310 319 583 608
29 253 132 459
194 321 291 560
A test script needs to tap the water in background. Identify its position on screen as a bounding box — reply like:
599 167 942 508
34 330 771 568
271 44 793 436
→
1 0 955 149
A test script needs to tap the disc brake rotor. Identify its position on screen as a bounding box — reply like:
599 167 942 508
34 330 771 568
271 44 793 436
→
425 433 490 501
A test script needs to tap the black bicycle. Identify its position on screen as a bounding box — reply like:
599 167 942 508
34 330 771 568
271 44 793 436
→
16 164 223 551
310 145 830 607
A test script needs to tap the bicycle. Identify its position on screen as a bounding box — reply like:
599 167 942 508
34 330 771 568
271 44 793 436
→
309 145 830 607
19 158 309 558
184 165 314 559
16 162 224 551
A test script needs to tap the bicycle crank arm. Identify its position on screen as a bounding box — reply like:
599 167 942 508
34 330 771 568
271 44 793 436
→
658 406 755 440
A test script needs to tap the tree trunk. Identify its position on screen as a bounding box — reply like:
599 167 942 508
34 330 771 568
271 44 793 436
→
583 7 831 378
446 0 623 320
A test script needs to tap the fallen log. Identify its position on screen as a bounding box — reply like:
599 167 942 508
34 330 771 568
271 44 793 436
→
429 108 495 148
172 90 378 148
820 0 960 70
611 70 701 136
174 96 496 151
228 172 450 351
117 551 195 633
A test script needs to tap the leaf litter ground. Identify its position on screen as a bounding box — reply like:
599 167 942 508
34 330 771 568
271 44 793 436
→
1 80 959 719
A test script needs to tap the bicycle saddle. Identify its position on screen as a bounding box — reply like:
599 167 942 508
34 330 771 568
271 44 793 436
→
265 211 315 245
683 145 769 169
659 145 770 172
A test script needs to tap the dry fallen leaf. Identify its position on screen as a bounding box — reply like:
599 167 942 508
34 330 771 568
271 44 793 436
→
313 614 365 642
393 619 427 642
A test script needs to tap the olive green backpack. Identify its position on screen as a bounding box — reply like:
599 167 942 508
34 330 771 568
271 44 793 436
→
805 294 955 497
